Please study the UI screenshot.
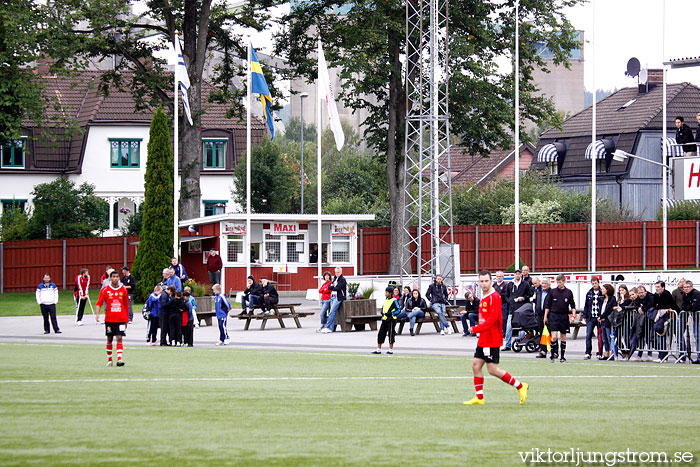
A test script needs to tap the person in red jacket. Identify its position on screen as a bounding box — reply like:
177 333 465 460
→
96 270 130 367
206 249 223 288
316 271 332 332
73 268 90 325
464 270 529 405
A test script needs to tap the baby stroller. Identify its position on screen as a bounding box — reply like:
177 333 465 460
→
511 303 540 353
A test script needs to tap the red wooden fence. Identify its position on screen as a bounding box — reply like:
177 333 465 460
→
360 221 700 274
1 236 138 292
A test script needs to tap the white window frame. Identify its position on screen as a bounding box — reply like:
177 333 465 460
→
224 235 244 264
330 235 352 264
261 230 307 264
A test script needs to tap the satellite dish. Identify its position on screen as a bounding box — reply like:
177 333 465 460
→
625 57 641 78
639 68 648 85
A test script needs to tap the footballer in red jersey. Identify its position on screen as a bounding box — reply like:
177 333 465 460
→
464 270 529 405
96 270 129 367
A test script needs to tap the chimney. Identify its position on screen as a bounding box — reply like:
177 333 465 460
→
36 54 55 76
638 68 663 94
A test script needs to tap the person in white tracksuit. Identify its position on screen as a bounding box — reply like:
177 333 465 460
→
36 273 61 334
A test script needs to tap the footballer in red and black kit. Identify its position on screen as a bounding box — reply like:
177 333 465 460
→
96 270 130 366
464 270 529 406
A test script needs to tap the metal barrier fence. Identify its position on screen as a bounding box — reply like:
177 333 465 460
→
605 310 700 363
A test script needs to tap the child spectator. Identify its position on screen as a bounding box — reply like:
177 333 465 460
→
372 286 400 354
182 291 196 347
143 285 162 346
213 284 231 346
169 291 185 346
183 286 199 329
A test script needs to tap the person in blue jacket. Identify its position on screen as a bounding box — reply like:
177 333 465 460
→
169 257 188 282
143 285 162 345
213 283 231 346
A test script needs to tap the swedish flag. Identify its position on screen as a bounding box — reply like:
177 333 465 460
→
251 45 274 140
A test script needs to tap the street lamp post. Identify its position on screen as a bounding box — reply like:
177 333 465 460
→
299 92 309 214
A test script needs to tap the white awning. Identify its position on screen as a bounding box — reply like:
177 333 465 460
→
180 235 217 243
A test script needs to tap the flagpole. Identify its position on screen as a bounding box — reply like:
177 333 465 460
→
317 37 323 286
246 39 252 279
591 0 597 273
514 1 520 270
173 32 180 260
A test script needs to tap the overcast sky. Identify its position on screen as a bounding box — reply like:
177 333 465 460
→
563 0 700 92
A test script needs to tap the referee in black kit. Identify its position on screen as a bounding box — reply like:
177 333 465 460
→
543 274 576 363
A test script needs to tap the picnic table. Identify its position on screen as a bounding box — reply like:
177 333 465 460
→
397 304 462 335
235 303 315 330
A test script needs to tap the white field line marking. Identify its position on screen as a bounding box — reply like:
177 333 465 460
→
1 374 699 384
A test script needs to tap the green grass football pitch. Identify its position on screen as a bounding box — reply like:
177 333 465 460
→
0 343 698 466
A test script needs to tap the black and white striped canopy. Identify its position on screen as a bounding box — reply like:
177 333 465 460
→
663 137 685 157
584 140 606 160
537 144 558 162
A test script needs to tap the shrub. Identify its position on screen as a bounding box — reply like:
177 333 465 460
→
131 107 174 302
657 201 700 221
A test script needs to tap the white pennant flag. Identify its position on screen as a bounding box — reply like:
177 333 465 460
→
174 36 193 126
318 43 344 150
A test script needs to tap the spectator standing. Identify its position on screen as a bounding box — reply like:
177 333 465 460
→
404 289 428 336
598 284 618 360
672 278 686 311
614 284 632 356
165 268 182 292
464 270 528 406
682 280 700 364
533 278 551 358
143 285 162 345
170 257 188 282
493 271 510 335
321 267 347 333
242 275 262 315
460 290 480 336
183 288 198 340
99 266 112 285
183 286 199 328
74 268 90 326
206 249 223 288
95 270 130 366
158 285 175 346
543 274 576 363
317 272 332 332
653 281 679 362
521 266 533 286
121 267 136 323
426 274 452 335
213 283 231 346
629 285 655 361
101 269 115 288
582 277 604 360
675 116 696 154
372 286 400 354
260 276 279 314
36 273 61 334
504 269 531 350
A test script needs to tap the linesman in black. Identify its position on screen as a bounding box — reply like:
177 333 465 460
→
544 274 576 363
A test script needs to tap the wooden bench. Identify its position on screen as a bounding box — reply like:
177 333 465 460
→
397 305 462 335
196 310 216 327
341 314 382 332
235 303 314 330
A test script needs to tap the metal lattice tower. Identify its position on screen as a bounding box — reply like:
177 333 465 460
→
401 0 455 288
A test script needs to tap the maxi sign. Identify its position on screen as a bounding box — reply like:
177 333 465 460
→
673 157 700 200
272 222 299 235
